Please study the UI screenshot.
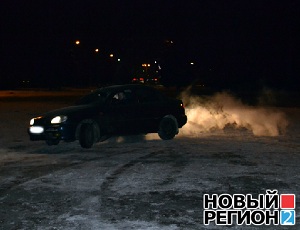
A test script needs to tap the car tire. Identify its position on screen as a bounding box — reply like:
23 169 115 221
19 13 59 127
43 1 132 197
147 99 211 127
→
158 116 178 140
45 139 60 146
79 123 94 149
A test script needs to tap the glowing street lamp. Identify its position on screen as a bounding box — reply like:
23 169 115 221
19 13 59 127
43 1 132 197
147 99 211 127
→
75 40 80 45
109 53 114 58
142 63 151 74
95 48 99 53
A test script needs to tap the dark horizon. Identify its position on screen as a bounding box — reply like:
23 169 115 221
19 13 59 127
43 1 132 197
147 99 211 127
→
1 0 299 91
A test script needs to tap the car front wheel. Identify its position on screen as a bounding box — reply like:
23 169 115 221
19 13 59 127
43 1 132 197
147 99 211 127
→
158 116 178 140
79 123 94 148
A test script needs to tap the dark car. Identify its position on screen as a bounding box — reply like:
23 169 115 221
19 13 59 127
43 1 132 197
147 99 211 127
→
28 84 187 148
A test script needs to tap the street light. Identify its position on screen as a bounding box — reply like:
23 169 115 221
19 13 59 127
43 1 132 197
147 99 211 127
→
142 63 151 74
95 48 99 53
75 40 80 45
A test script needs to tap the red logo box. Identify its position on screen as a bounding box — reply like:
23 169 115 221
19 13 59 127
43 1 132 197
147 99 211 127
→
280 194 295 209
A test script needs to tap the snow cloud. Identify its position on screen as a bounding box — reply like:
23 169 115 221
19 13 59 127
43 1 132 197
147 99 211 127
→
179 88 289 137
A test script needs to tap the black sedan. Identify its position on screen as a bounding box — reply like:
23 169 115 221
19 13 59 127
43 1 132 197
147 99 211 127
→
28 84 187 148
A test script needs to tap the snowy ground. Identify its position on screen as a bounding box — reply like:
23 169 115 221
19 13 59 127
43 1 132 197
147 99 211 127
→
0 89 299 229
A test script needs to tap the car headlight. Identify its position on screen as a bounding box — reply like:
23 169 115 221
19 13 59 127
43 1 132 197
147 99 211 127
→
30 116 43 126
51 115 68 124
29 126 44 134
30 118 35 125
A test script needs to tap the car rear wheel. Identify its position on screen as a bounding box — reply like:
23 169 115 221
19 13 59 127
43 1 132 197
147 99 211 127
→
158 116 178 140
79 123 94 148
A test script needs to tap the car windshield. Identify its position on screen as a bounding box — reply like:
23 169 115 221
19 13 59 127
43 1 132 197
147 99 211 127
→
76 90 108 105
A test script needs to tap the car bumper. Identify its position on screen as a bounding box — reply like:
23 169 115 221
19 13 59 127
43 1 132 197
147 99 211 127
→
28 124 76 141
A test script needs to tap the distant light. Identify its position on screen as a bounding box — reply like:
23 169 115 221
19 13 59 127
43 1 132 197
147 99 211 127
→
95 48 99 52
117 58 121 62
147 64 150 67
75 40 80 45
190 62 194 65
154 61 157 64
109 54 114 58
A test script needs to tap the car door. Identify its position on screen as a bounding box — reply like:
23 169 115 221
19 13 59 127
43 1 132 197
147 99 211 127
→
135 88 166 132
105 88 138 134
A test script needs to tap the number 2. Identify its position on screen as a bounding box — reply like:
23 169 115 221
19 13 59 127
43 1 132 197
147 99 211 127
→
282 211 294 225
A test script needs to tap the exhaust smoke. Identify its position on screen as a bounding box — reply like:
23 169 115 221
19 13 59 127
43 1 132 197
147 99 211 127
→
180 89 288 137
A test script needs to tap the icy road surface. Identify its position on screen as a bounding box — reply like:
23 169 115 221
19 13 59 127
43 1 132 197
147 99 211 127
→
0 90 299 229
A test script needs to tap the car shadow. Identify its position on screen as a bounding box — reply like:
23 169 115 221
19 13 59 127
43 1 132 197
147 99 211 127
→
103 134 151 144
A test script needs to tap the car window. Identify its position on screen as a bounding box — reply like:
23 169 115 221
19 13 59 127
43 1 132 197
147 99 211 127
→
110 89 134 105
76 91 107 105
136 88 162 104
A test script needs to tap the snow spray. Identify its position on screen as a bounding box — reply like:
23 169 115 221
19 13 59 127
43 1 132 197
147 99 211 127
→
179 88 288 136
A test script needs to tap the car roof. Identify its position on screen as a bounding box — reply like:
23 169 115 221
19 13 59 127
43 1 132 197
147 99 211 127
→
99 84 157 93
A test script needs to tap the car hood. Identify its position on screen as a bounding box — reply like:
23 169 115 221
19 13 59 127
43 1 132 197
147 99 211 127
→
42 104 103 119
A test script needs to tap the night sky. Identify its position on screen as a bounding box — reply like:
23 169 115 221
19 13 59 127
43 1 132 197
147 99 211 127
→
1 0 299 90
